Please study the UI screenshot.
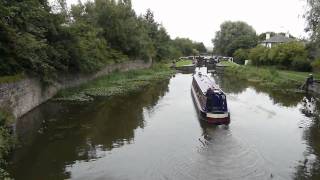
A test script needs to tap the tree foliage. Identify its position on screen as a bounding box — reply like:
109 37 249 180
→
305 0 320 62
305 0 320 42
172 38 206 56
213 21 258 56
0 0 206 82
233 49 249 65
249 42 310 71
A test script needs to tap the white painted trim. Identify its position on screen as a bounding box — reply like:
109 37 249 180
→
207 113 229 118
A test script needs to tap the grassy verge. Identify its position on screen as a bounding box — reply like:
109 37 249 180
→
176 60 193 67
54 64 175 102
217 61 239 67
0 74 25 84
224 65 319 90
0 111 15 179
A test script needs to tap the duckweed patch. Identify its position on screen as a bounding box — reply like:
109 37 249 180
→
54 66 175 102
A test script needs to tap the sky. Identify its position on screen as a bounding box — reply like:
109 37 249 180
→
66 0 309 48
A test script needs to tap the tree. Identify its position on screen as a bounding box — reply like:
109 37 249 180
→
305 0 320 42
305 0 320 60
212 21 258 56
0 0 64 82
194 42 207 53
0 0 207 82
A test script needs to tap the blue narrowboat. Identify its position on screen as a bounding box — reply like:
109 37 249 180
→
191 72 230 125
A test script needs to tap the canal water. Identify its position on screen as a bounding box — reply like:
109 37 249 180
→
8 69 320 180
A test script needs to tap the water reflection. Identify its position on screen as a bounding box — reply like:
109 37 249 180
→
7 69 320 180
9 80 170 180
215 72 304 107
216 72 320 179
294 96 320 180
213 73 249 94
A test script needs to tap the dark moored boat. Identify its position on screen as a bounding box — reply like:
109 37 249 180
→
191 72 230 125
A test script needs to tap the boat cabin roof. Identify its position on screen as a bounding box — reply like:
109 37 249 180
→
193 73 219 94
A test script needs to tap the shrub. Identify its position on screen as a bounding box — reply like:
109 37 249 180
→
291 58 312 72
249 45 269 65
275 42 307 69
311 59 320 72
233 49 249 65
249 42 308 70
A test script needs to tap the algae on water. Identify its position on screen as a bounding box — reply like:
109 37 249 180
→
54 66 175 102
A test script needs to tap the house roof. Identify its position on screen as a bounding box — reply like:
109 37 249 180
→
261 34 294 43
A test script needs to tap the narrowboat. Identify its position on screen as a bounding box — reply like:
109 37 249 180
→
191 72 230 125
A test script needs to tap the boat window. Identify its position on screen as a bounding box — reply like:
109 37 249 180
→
206 92 227 112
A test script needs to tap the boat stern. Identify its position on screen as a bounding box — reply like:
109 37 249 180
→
206 112 230 125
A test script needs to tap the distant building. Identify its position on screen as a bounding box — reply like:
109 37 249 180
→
260 33 294 48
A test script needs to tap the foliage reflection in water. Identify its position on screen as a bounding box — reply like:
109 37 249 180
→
9 80 170 179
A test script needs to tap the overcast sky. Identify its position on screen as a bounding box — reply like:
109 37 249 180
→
66 0 309 47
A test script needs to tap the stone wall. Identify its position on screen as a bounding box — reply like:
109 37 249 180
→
0 60 152 118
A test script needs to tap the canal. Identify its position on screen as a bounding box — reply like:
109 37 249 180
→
8 69 320 180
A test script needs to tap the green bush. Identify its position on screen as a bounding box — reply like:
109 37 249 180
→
291 58 312 72
248 42 309 71
233 49 249 65
275 42 307 68
249 45 269 65
311 59 320 72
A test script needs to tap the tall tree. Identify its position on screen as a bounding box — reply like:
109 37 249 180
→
212 21 258 56
306 0 320 41
305 0 320 59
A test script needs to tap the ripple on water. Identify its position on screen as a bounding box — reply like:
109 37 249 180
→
159 126 273 180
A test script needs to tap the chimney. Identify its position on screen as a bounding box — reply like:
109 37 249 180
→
266 33 270 40
285 32 290 38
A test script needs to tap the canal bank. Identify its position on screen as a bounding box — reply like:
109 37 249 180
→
223 64 320 91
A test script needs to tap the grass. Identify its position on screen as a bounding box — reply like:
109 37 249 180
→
278 70 320 82
224 65 319 89
217 61 239 67
175 60 193 67
55 64 175 102
0 73 25 84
